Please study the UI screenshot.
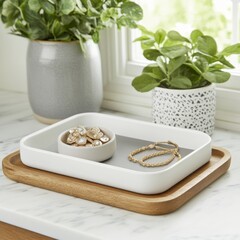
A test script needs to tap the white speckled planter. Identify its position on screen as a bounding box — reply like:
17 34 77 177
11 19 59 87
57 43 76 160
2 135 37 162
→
152 84 216 135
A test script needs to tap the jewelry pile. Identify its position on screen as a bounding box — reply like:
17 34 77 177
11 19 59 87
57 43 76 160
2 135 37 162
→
66 126 110 147
128 141 181 167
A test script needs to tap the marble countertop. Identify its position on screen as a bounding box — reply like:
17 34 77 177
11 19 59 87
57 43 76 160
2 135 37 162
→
1 90 240 240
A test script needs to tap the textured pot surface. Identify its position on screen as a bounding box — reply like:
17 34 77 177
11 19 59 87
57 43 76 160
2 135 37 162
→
27 40 103 121
152 84 216 135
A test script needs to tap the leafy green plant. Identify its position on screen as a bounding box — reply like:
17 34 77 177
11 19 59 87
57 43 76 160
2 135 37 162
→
132 26 240 92
0 0 143 50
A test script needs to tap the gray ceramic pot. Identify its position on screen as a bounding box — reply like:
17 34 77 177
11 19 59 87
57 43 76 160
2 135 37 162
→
27 40 103 124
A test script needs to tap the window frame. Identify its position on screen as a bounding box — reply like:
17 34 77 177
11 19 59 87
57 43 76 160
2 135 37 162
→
99 26 240 132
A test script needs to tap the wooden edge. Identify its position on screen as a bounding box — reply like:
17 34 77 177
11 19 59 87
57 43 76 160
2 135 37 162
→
153 147 231 214
2 150 20 169
2 147 231 215
0 221 54 240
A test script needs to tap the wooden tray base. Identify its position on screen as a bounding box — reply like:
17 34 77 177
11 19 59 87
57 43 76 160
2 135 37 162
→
2 147 231 215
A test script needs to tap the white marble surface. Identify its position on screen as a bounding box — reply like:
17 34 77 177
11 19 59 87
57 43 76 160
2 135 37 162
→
0 90 240 240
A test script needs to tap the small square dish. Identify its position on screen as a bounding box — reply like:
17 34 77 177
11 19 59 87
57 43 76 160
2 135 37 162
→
20 113 212 194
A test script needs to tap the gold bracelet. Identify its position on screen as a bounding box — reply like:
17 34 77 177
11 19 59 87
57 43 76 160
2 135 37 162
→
128 141 181 167
154 141 179 151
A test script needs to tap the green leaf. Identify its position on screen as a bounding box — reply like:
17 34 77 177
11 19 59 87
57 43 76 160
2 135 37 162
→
55 32 71 41
160 45 189 59
197 36 217 56
219 43 240 56
87 6 100 17
140 39 155 50
92 31 99 43
134 35 151 42
28 0 41 12
143 64 165 79
167 30 190 43
60 0 76 15
143 63 159 72
168 55 186 74
218 56 235 68
170 76 192 89
42 0 55 15
121 1 143 21
172 64 202 88
143 49 161 61
101 9 111 22
61 15 74 26
21 1 48 39
117 16 137 28
132 74 160 92
2 0 20 27
78 20 91 34
78 36 85 54
202 71 231 83
143 72 162 80
163 39 181 47
190 29 203 43
81 0 93 8
0 0 4 10
154 29 166 44
152 67 165 79
15 19 29 37
156 56 167 75
76 0 87 13
28 28 48 40
88 0 101 9
209 63 225 70
137 25 154 36
193 52 217 64
194 56 209 72
101 8 118 22
184 63 201 75
51 19 63 39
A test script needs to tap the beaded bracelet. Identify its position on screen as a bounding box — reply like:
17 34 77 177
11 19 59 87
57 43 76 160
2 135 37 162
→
128 141 181 167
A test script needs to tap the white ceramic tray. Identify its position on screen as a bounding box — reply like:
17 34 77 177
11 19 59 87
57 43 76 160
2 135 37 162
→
20 113 212 194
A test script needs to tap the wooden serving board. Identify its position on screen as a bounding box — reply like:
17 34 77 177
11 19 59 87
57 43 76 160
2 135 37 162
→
2 147 231 215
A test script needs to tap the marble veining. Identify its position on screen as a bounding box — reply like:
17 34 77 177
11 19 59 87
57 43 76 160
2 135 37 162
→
0 90 240 239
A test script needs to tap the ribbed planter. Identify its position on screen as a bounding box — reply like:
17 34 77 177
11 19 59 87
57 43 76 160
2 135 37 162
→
152 84 216 135
27 40 103 124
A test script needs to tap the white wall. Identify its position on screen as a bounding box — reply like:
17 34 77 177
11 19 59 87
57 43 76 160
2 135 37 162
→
0 22 28 92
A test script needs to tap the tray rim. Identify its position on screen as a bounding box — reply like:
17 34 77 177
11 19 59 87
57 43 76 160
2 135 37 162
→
19 113 212 194
2 147 231 215
20 113 211 176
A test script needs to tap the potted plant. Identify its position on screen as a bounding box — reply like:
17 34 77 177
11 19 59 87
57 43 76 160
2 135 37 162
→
0 0 143 124
132 26 240 135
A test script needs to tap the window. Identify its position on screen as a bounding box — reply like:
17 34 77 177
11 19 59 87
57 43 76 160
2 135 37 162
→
100 0 240 131
131 0 235 63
